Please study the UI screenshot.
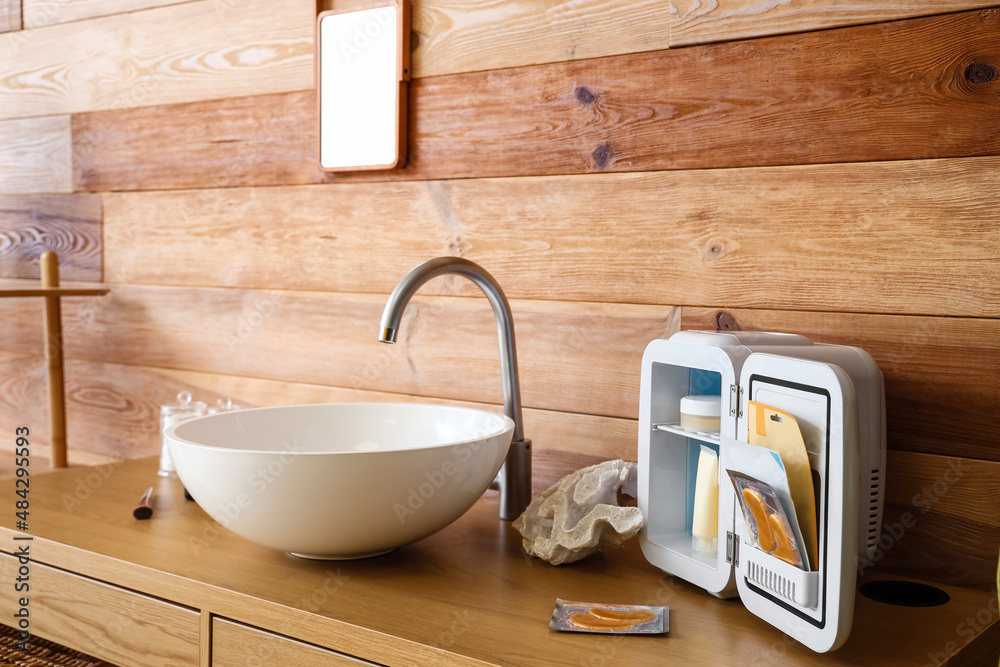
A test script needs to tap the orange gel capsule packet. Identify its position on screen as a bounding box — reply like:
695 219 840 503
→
550 599 668 634
769 513 798 566
742 487 776 553
588 608 656 624
728 470 806 570
568 614 635 631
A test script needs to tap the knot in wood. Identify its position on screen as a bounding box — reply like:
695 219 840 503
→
964 62 997 84
410 29 423 50
715 311 741 332
591 142 614 169
574 85 597 105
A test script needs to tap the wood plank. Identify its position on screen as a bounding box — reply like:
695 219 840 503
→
403 0 668 78
0 288 676 420
213 618 387 667
671 0 1000 47
200 610 211 667
0 116 71 194
871 450 1000 592
0 0 313 120
0 555 202 666
0 0 19 32
0 352 123 475
22 0 187 28
318 0 669 78
409 8 1000 177
318 0 670 77
0 297 43 354
101 179 457 286
0 194 101 281
0 356 638 490
103 156 1000 318
75 91 330 191
2 356 184 461
681 308 1000 462
75 9 1000 189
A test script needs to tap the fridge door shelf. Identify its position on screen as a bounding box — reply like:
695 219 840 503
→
740 543 820 610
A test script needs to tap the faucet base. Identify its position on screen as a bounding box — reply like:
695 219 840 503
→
499 438 532 521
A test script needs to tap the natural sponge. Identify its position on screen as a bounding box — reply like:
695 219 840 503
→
512 460 643 565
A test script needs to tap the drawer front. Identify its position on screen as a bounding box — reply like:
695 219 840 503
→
0 553 200 666
213 618 383 667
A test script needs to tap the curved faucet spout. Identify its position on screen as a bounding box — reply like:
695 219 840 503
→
378 257 531 520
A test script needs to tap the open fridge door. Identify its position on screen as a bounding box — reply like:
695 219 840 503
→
727 353 860 653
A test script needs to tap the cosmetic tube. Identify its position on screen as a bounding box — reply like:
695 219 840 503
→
692 444 719 555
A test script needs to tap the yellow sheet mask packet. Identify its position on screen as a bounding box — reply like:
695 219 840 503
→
747 401 818 569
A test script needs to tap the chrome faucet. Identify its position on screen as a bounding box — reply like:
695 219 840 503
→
378 257 532 521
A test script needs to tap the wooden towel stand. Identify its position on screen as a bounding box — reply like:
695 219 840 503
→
0 252 109 468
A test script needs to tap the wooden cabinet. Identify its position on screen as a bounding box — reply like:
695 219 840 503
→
212 618 383 667
0 553 200 666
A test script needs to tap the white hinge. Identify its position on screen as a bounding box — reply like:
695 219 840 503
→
729 384 744 418
726 531 740 567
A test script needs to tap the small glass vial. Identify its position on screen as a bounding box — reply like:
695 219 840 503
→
158 392 207 477
679 394 722 433
207 397 241 415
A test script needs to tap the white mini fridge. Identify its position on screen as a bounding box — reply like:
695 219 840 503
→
637 330 886 653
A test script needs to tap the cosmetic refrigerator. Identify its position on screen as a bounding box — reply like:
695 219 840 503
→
637 330 886 653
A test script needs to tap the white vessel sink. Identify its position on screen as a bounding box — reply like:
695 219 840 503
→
165 403 514 559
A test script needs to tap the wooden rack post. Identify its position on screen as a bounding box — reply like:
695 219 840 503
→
40 252 68 468
0 252 109 468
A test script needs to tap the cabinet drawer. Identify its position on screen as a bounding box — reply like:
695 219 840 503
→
213 617 383 667
0 553 200 666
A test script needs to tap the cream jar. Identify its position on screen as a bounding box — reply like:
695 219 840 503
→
679 394 722 433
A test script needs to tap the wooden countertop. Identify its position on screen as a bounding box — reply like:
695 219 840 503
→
1 457 997 666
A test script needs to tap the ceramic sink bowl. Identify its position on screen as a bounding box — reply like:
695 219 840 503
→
165 403 514 559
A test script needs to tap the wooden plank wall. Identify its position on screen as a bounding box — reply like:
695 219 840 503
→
0 0 997 591
0 0 19 32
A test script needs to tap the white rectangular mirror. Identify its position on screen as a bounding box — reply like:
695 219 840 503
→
316 0 410 171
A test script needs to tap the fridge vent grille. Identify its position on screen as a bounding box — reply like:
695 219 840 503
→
747 560 796 605
867 469 882 550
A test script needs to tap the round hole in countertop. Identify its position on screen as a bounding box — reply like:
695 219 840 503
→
859 580 950 607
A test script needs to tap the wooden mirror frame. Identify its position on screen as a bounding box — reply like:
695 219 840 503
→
316 0 411 171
